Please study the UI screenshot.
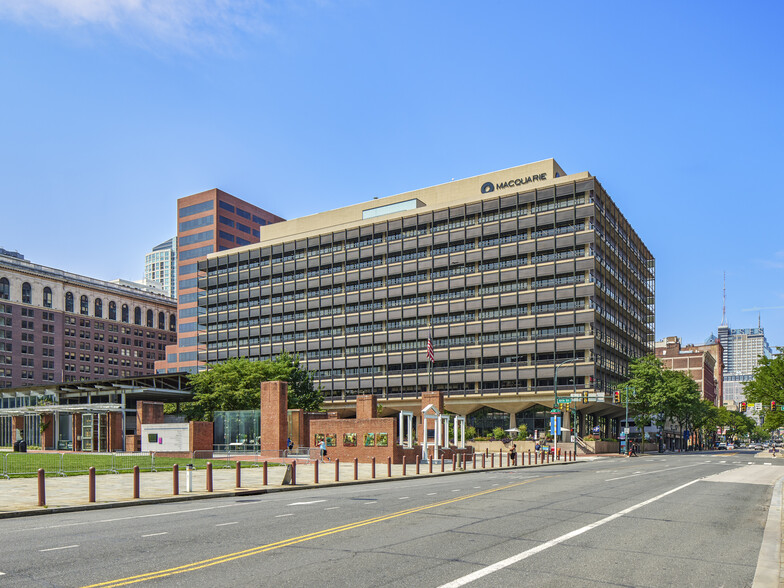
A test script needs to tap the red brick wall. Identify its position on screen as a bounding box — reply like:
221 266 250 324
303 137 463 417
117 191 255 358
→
356 395 377 420
261 381 288 452
136 401 164 432
72 414 82 450
303 412 327 449
189 421 214 452
310 417 399 462
108 412 123 451
41 414 54 449
126 435 140 452
11 415 24 442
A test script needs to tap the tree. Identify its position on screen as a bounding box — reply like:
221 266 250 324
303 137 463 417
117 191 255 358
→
623 355 668 453
186 354 323 421
743 347 784 431
662 369 702 447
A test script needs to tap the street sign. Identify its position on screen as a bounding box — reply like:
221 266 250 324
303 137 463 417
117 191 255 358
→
550 409 562 414
755 403 762 411
557 398 572 404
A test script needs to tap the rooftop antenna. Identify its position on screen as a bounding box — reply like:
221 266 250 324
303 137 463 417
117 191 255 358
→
721 271 727 326
758 312 761 329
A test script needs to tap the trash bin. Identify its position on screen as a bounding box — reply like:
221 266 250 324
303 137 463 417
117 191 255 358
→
13 440 20 452
14 439 27 453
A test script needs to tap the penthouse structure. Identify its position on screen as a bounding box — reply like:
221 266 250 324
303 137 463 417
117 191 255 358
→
0 251 177 389
198 160 655 436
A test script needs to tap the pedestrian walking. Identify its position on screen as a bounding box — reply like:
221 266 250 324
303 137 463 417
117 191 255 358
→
629 442 639 457
319 439 328 462
509 443 517 465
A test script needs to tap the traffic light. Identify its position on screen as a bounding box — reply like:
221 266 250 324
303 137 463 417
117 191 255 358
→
740 402 747 412
772 401 777 411
582 391 589 403
614 391 620 403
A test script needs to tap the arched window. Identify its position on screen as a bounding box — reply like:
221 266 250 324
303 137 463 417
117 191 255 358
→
134 307 142 325
121 304 129 323
65 292 74 313
0 278 10 300
109 301 117 320
146 309 153 328
169 314 176 332
94 298 103 318
43 287 52 308
158 311 165 330
22 282 31 304
80 295 89 315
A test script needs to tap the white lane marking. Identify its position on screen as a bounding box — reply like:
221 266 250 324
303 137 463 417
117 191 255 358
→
473 486 481 489
452 489 461 492
40 545 79 552
399 496 410 500
749 462 754 464
605 463 701 482
287 500 327 506
764 462 772 466
492 484 499 486
275 514 293 518
439 478 701 588
141 532 168 537
216 522 238 527
719 461 726 464
427 492 437 496
324 507 340 510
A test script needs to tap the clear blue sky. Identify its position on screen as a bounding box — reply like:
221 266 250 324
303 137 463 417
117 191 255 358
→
1 1 782 348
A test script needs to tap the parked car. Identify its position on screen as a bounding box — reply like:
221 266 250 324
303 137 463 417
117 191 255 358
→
716 442 727 450
751 443 764 450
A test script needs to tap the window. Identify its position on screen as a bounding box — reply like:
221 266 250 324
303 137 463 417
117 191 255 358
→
252 214 265 225
22 282 31 304
65 292 74 312
179 230 213 247
219 215 235 228
121 304 129 323
158 312 165 330
134 307 142 325
109 301 117 320
179 215 213 232
146 309 153 328
218 230 235 242
179 200 213 218
0 278 8 300
80 295 89 315
179 278 198 290
169 314 176 332
218 201 235 213
43 287 52 308
179 292 199 304
94 298 103 318
236 237 250 246
179 263 198 276
237 222 251 234
236 208 250 219
179 246 213 261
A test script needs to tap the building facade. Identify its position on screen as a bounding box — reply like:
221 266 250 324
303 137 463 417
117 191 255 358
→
155 189 284 375
715 324 772 406
0 251 177 389
654 336 719 405
197 160 655 436
144 238 177 298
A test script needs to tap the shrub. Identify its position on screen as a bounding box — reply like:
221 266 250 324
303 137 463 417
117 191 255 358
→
516 424 529 441
492 427 506 440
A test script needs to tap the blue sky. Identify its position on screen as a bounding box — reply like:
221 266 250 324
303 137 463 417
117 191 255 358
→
1 1 782 348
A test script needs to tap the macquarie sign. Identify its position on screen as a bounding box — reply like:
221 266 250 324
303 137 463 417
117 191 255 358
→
481 172 547 194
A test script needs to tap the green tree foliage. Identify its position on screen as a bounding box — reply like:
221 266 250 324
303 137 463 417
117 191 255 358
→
516 424 529 440
743 347 784 431
492 427 506 440
186 353 323 421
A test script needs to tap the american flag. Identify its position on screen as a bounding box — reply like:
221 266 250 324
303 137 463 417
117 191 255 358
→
426 336 434 363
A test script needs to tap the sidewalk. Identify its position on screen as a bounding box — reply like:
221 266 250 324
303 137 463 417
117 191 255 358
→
0 456 584 517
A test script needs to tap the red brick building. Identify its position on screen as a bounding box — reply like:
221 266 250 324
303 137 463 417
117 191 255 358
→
654 336 721 406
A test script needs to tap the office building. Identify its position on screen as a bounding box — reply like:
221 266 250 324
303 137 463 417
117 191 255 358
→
155 189 284 375
655 336 719 405
198 159 655 437
714 322 772 406
0 250 177 389
144 238 177 298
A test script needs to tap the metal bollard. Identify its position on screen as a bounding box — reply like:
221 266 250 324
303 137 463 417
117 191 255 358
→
388 456 392 478
416 455 420 475
89 467 96 503
133 465 140 499
482 453 486 468
353 458 358 481
235 461 241 488
402 457 407 476
291 461 297 485
441 457 445 473
491 453 495 468
535 452 538 465
206 462 213 492
262 461 267 486
429 453 433 473
314 459 319 484
473 454 477 469
335 459 339 482
38 469 45 507
371 457 376 479
186 464 194 493
528 450 531 465
452 455 455 471
173 464 179 495
499 449 503 467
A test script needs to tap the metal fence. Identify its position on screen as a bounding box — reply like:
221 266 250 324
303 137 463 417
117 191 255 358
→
1 452 154 478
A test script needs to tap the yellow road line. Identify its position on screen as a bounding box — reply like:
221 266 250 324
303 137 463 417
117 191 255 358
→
83 477 553 587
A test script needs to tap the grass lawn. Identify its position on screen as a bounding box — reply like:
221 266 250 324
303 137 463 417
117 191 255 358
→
0 450 283 478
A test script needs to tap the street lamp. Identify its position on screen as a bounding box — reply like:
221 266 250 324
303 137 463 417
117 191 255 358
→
554 358 577 458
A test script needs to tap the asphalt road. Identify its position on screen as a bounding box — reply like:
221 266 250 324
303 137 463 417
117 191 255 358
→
1 450 781 588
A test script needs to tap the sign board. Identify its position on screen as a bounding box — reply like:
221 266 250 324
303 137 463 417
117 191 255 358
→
755 403 762 411
557 398 572 404
141 423 190 452
549 416 562 436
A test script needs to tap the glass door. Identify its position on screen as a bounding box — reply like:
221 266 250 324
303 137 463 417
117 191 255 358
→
81 414 93 451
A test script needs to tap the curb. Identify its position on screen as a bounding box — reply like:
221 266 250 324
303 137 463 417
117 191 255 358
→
0 459 581 519
752 471 784 587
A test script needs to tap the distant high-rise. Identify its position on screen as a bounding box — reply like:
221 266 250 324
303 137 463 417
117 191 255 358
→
715 323 772 406
144 238 177 298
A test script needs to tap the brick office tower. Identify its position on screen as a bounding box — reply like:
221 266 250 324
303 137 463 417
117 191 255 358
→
655 336 720 406
156 189 284 375
199 159 655 439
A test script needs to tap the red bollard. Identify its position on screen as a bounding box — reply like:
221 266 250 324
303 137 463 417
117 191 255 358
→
482 453 486 468
291 460 297 485
441 457 445 472
429 453 433 473
173 464 179 495
473 454 477 469
38 468 45 507
235 461 242 488
485 448 489 457
314 459 319 484
388 456 392 478
402 457 407 476
353 458 358 480
88 466 96 502
534 452 538 465
499 449 503 467
335 458 340 482
452 455 456 471
133 465 140 499
491 453 495 468
528 450 531 465
416 455 420 474
371 457 376 479
262 461 267 486
207 462 213 492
